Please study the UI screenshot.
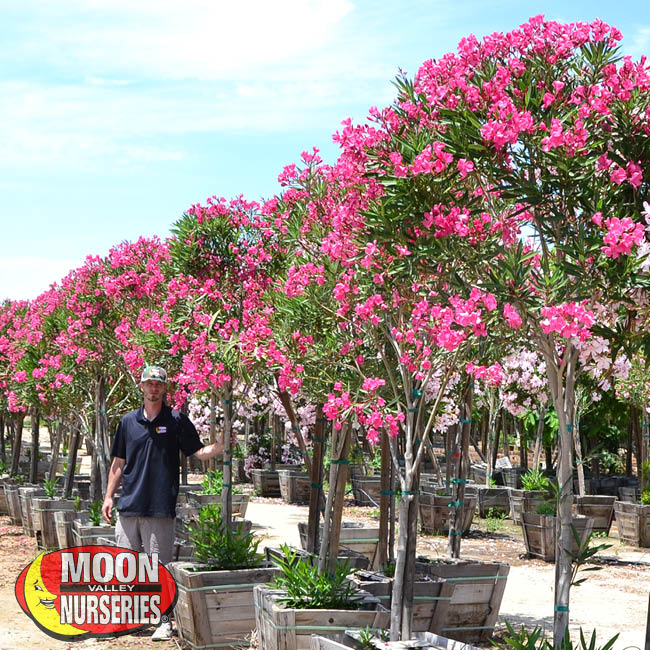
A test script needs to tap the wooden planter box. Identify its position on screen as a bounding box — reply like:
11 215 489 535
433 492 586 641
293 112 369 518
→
18 486 46 536
176 483 203 505
310 631 481 649
501 467 526 489
72 517 115 546
508 489 546 524
297 522 381 569
54 510 79 549
413 558 509 644
0 479 9 516
2 482 22 524
573 495 616 535
614 501 650 548
347 570 455 634
618 486 641 503
350 475 382 507
188 492 250 517
477 487 510 518
254 584 389 650
31 497 76 549
419 493 477 536
521 513 594 562
170 561 279 650
252 469 283 497
279 470 311 504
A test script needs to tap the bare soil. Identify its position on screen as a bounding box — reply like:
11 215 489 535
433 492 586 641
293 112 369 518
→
1 492 648 650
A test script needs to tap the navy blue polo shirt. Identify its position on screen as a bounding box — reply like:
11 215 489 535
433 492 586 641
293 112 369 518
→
111 404 203 517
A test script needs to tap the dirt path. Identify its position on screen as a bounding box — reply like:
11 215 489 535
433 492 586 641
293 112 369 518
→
1 501 648 649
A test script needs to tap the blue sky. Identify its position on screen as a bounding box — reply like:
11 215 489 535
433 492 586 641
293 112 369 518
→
1 0 649 301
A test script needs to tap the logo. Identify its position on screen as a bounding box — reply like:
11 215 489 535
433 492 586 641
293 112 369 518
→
156 426 167 434
15 546 177 642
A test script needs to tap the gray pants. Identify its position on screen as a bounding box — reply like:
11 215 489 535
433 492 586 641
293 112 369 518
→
115 515 175 565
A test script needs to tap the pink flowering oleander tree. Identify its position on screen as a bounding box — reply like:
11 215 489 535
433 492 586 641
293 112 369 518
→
394 15 650 642
261 116 517 638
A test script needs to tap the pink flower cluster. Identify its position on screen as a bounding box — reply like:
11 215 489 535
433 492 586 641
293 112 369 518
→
540 302 595 341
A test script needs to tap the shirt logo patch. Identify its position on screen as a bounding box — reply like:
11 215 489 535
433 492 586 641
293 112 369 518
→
155 426 167 434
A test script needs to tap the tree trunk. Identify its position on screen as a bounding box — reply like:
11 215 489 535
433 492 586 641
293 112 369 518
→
532 405 546 470
10 414 24 477
318 421 351 573
448 384 472 558
485 393 497 486
642 410 649 484
542 341 577 647
209 391 218 473
275 382 312 475
63 423 81 499
222 382 233 529
491 412 501 472
573 419 585 496
95 376 110 494
29 410 40 484
378 428 391 569
306 404 326 554
0 414 5 465
48 421 64 482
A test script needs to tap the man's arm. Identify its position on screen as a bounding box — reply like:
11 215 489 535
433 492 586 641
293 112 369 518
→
192 439 225 462
102 457 125 524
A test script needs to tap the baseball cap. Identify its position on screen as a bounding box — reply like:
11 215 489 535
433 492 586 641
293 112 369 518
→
140 365 168 383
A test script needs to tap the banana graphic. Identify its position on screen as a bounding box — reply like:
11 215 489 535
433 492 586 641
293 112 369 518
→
23 552 86 637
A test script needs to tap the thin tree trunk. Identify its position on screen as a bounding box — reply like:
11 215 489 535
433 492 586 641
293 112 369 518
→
573 419 585 496
209 391 218 473
485 393 497 486
275 382 312 475
491 412 501 472
222 382 233 529
449 384 472 558
378 428 391 569
48 421 64 482
642 410 649 483
0 414 5 466
30 410 40 484
306 404 326 554
63 423 81 499
10 414 24 477
95 376 109 494
532 405 546 470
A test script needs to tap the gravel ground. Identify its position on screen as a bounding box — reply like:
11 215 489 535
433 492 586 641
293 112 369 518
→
1 494 648 650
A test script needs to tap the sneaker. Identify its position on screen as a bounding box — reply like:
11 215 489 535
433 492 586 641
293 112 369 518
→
151 620 173 641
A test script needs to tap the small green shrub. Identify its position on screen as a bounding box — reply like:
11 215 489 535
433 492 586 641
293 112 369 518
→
42 478 58 499
494 621 618 650
74 495 82 512
535 502 557 516
521 468 549 491
641 489 650 505
201 469 242 495
270 544 360 610
188 503 262 570
641 459 650 491
383 561 395 578
88 501 103 526
0 460 6 475
486 507 507 532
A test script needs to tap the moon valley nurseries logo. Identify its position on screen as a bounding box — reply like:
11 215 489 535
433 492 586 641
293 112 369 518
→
15 546 178 641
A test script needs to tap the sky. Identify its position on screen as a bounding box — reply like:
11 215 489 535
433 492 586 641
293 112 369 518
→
1 0 649 301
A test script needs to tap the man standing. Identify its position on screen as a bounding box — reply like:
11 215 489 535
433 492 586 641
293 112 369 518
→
102 365 224 640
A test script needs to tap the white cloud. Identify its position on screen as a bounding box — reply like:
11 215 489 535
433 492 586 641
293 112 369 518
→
625 25 650 59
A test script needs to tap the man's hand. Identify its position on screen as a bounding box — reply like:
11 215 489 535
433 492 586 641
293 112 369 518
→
101 497 114 525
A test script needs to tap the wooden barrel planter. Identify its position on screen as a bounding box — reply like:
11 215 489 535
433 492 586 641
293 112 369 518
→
31 497 76 550
501 467 526 489
521 513 594 562
350 475 382 507
414 557 509 644
18 486 46 536
573 495 616 535
0 480 9 516
188 492 250 518
618 486 641 503
170 561 280 650
72 517 115 546
254 584 389 650
297 521 381 569
348 570 455 634
614 501 650 548
508 489 546 524
477 487 510 518
419 493 477 536
251 469 282 497
279 470 311 504
54 510 78 549
3 482 22 524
